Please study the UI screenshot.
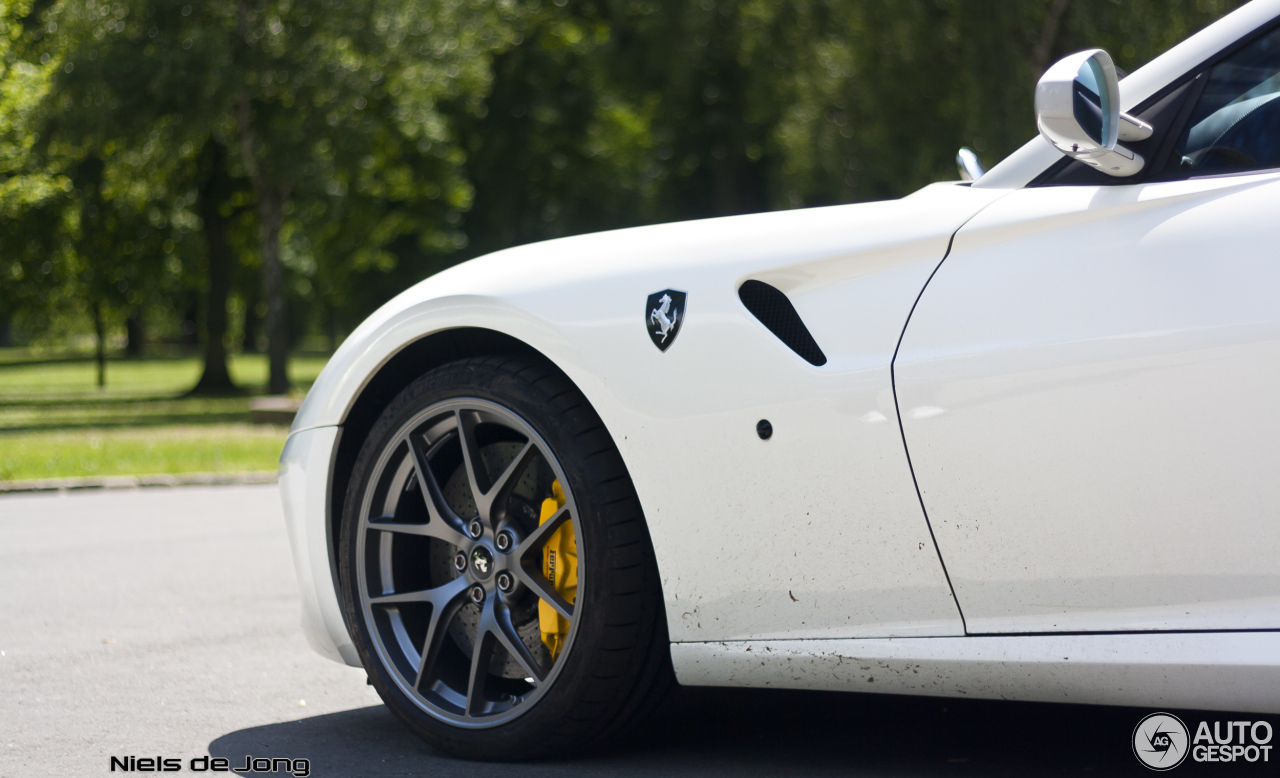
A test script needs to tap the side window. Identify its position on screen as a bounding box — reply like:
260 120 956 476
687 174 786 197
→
1170 26 1280 174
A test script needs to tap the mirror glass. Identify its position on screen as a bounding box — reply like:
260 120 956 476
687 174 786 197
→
1072 58 1111 146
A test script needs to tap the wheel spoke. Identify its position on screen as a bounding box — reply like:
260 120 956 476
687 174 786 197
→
478 440 537 521
514 504 571 558
465 614 499 716
367 590 430 606
406 433 469 547
455 410 489 514
512 504 576 619
369 574 468 609
492 601 548 683
367 514 467 546
514 565 574 621
379 456 416 517
410 576 471 689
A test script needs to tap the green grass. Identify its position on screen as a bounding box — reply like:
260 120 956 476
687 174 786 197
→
0 425 289 482
0 353 328 397
0 353 329 483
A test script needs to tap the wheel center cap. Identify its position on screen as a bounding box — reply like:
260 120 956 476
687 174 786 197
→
470 546 494 579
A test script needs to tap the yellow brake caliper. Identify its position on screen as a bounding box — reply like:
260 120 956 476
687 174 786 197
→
538 480 576 659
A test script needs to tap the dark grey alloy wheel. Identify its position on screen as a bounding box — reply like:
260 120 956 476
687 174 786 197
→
340 357 672 760
356 397 580 724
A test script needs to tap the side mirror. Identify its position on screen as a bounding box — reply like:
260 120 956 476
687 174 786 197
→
1035 49 1152 177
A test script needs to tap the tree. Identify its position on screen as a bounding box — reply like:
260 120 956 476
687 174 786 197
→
769 0 1246 205
2 0 1249 368
588 1 1246 214
190 139 244 393
22 0 515 393
216 0 514 392
0 4 71 339
3 4 190 385
447 3 657 259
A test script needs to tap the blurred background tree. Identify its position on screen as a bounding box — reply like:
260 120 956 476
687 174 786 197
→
0 0 1245 391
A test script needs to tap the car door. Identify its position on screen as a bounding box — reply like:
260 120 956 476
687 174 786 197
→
893 27 1280 634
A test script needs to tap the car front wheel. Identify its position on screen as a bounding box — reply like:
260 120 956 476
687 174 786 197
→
339 356 671 760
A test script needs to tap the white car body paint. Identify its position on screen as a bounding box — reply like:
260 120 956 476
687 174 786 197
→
279 426 359 665
671 632 1280 714
286 182 1007 664
280 0 1280 713
895 171 1280 634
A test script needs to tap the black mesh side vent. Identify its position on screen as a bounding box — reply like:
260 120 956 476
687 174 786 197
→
738 280 828 367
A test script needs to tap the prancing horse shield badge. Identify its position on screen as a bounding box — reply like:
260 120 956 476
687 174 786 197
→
646 290 686 351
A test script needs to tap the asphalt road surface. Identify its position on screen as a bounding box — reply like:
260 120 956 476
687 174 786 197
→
0 484 1260 777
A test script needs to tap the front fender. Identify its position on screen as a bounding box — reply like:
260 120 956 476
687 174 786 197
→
285 182 1008 659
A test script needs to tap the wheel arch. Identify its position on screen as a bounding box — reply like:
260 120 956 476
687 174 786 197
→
327 328 545 580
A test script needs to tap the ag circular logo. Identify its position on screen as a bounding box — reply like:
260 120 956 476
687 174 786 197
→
1134 713 1190 770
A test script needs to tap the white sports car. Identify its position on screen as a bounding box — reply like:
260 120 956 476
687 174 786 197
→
282 1 1280 759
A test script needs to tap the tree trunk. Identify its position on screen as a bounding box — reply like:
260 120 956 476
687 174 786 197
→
257 185 290 395
235 80 291 395
242 287 261 353
1033 0 1072 74
92 300 106 388
191 140 238 395
180 296 200 347
125 310 145 358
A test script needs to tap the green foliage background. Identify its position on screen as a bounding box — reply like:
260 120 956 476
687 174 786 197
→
0 0 1245 377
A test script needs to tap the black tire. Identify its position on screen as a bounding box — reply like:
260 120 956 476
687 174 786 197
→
338 356 673 760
